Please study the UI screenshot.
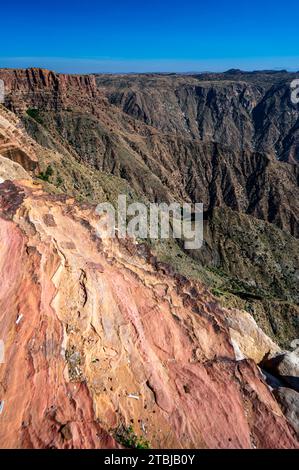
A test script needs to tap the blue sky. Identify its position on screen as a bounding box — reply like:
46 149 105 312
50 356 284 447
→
0 0 298 72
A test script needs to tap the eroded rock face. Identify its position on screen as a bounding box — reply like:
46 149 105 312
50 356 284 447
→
1 78 297 329
97 72 299 163
0 180 298 449
0 155 31 183
223 308 281 363
0 105 39 172
0 70 298 449
1 69 299 237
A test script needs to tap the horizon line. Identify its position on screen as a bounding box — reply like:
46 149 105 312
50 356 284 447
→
0 56 299 74
0 67 298 76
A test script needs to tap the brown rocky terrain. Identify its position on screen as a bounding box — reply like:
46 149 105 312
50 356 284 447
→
0 69 298 342
0 69 298 448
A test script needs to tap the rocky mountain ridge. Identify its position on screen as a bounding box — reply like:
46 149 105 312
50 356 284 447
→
0 177 297 448
97 71 299 163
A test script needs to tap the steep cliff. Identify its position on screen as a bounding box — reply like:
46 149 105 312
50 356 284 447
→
0 70 298 347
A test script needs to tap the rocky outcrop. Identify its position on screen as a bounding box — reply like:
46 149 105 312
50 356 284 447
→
0 68 98 114
262 350 299 392
0 105 39 172
0 155 31 183
261 348 299 435
0 70 298 449
0 179 298 449
0 69 298 350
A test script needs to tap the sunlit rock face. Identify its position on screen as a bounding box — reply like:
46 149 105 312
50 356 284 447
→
0 179 297 449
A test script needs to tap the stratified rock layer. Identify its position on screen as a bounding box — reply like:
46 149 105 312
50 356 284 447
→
0 180 297 449
1 69 298 237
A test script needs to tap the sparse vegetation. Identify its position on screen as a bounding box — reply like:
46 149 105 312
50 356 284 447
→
56 175 64 186
114 425 150 449
26 108 43 124
37 165 54 182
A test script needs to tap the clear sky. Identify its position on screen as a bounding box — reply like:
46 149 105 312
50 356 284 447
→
0 0 298 72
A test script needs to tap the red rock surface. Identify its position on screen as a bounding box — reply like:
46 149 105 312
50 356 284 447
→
0 179 297 449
